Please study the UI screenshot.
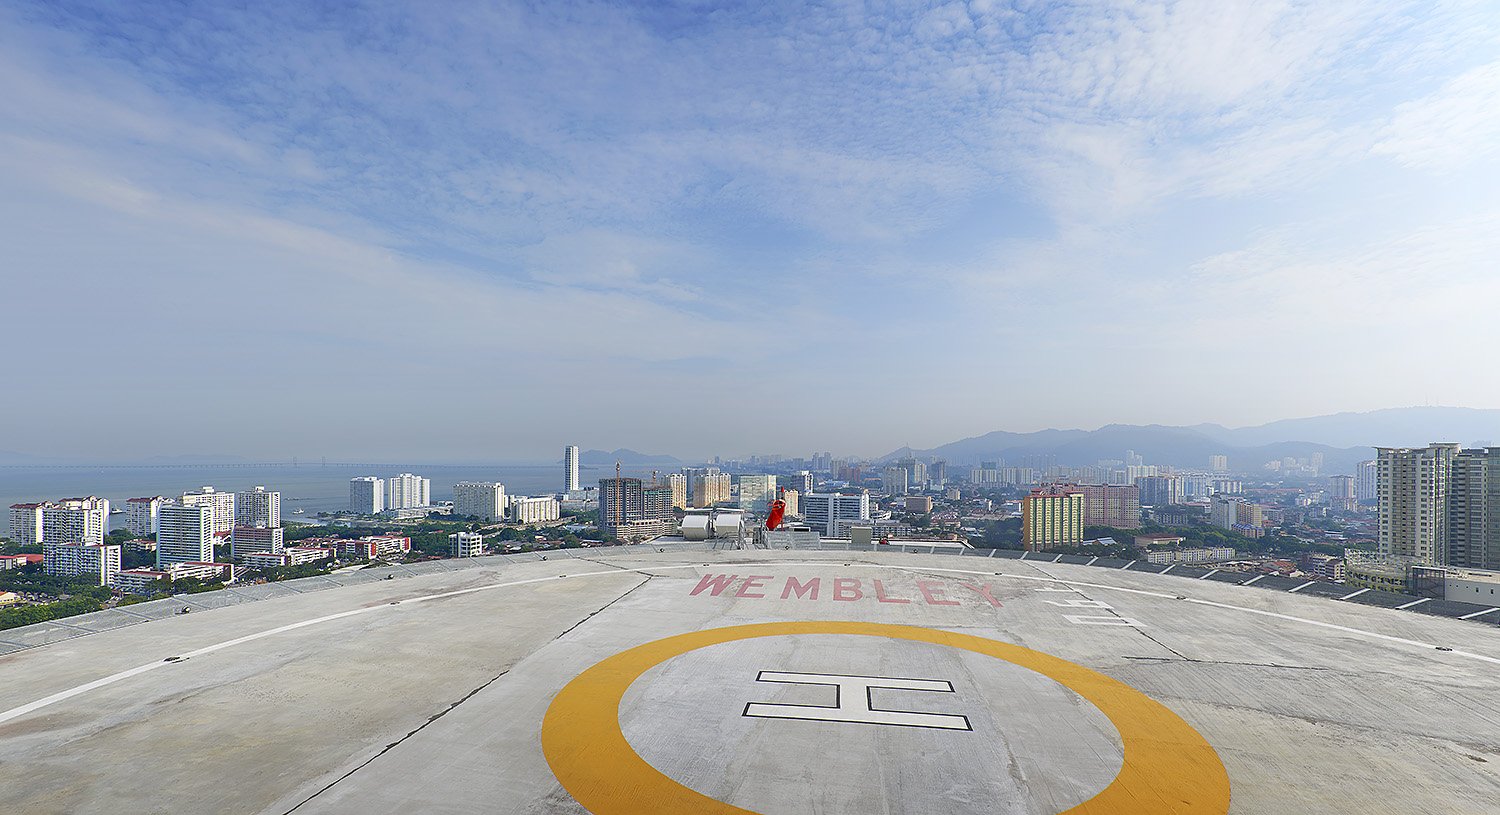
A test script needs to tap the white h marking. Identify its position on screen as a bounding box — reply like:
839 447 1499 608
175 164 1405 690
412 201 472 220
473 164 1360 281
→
743 671 971 731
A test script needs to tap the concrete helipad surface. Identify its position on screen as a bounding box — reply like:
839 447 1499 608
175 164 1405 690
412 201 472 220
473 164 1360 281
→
1 548 1498 814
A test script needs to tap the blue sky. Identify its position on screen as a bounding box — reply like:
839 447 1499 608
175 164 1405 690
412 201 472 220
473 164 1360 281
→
2 1 1498 461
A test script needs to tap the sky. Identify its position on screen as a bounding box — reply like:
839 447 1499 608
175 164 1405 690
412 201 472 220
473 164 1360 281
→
1 1 1498 462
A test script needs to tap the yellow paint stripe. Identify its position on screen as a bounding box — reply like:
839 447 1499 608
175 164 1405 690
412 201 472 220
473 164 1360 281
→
542 621 1229 814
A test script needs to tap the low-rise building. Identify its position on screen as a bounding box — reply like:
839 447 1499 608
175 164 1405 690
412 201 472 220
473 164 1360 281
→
510 496 561 524
112 569 171 595
335 535 412 560
1134 533 1187 549
1300 554 1346 581
243 547 334 569
905 496 933 514
1143 547 1236 565
230 525 285 559
451 532 484 558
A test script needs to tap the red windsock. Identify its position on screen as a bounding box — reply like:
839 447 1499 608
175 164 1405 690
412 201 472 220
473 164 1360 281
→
766 499 786 531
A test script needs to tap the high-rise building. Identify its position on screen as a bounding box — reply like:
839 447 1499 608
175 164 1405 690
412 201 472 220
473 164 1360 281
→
454 482 507 521
1021 486 1085 552
387 474 431 509
1210 455 1229 473
8 503 44 547
181 487 235 535
1328 475 1357 512
125 496 164 538
1378 444 1460 563
450 532 484 558
666 473 688 509
801 491 870 537
781 488 799 517
43 542 121 586
157 502 215 567
40 497 109 547
789 471 814 495
690 472 732 508
599 478 676 539
1080 484 1141 528
564 445 580 493
1354 460 1378 502
230 526 285 558
510 496 561 524
882 467 909 496
235 487 280 529
349 477 384 515
1135 476 1183 508
1447 448 1500 570
930 460 948 486
896 458 927 489
738 475 778 516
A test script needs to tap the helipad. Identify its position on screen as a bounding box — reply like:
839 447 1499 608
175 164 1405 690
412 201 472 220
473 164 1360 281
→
1 547 1498 814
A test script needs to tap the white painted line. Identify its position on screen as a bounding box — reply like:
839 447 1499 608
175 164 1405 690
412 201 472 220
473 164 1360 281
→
1065 615 1145 627
1241 574 1264 585
1052 554 1063 563
1459 607 1500 620
1340 588 1369 600
1019 551 1029 560
1085 556 1098 566
1396 598 1431 610
1200 569 1220 579
1123 560 1137 569
986 548 997 558
1161 565 1175 574
1288 581 1317 593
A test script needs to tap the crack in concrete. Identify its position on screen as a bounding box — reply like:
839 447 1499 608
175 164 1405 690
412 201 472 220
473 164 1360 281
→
281 575 649 814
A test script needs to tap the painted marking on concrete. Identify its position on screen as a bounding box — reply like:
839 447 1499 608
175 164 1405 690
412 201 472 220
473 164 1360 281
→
1085 556 1098 566
1396 598 1431 610
1065 615 1145 627
743 671 971 731
1052 554 1063 563
1161 565 1175 575
1241 575 1264 586
542 622 1230 815
1019 551 1029 560
1340 588 1370 600
986 548 997 558
1459 607 1500 620
1199 569 1220 579
8 556 1500 727
1046 598 1113 609
1123 560 1137 569
1288 582 1317 593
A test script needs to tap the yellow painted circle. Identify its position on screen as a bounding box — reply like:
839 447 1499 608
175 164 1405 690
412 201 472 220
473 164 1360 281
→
542 622 1230 815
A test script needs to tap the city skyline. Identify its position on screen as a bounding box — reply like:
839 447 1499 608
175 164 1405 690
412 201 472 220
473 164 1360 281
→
3 2 1498 461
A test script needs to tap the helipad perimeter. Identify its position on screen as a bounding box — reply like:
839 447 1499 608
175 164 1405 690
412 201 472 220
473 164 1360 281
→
1 548 1497 814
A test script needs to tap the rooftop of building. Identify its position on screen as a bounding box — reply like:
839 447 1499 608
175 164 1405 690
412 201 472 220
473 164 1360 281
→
1 544 1497 814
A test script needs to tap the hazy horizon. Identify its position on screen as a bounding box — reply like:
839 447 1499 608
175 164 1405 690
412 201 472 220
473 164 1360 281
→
4 2 1498 462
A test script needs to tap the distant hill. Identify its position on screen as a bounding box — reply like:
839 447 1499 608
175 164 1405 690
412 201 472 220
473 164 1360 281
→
882 407 1500 474
580 448 682 466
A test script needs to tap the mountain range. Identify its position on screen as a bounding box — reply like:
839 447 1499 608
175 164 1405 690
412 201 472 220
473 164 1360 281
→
880 407 1500 474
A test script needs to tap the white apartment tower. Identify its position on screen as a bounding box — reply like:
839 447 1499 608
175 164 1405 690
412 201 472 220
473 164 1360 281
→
43 542 121 586
181 487 235 535
42 497 110 547
1355 460 1378 502
8 503 44 547
235 487 281 528
125 497 164 537
350 477 385 515
565 445 581 493
387 473 431 509
801 491 871 537
1377 444 1459 563
157 502 215 567
454 482 507 521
